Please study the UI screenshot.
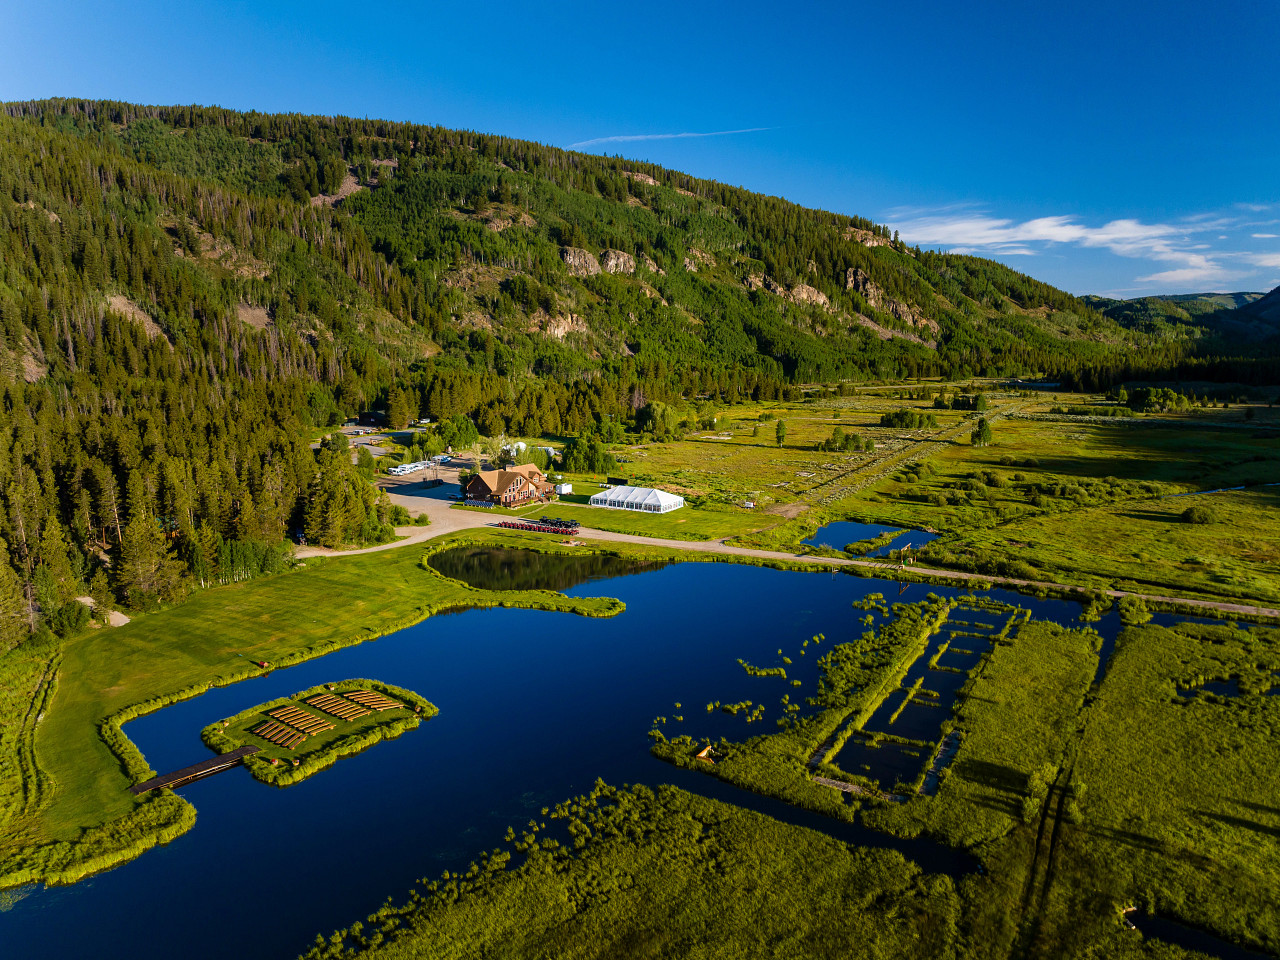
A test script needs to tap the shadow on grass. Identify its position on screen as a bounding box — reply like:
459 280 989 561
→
1087 824 1165 853
966 795 1023 819
953 758 1026 794
1197 810 1280 841
1118 511 1182 524
1230 798 1280 818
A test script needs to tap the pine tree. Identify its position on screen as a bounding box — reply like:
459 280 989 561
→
387 388 411 430
0 543 27 651
37 515 79 603
775 420 787 447
117 511 185 606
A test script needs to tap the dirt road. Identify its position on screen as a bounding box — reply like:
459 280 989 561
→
295 490 1280 621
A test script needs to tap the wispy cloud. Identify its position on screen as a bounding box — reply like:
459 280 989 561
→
1253 233 1279 239
891 209 1183 257
1136 258 1244 288
889 205 1262 290
569 127 770 149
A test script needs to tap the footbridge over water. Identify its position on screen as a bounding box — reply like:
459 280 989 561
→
129 745 260 795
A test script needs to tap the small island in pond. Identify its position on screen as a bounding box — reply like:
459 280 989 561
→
202 679 437 787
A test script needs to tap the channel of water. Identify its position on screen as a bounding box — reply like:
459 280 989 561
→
802 520 939 556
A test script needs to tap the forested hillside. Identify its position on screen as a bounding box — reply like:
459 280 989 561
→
0 97 1275 646
1085 289 1280 346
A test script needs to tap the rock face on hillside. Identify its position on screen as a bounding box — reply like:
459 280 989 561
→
746 274 828 308
561 247 600 277
682 248 716 273
791 283 829 308
544 314 589 340
844 227 893 248
846 268 935 333
600 250 636 275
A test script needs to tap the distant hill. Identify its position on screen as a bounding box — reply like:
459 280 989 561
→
1083 288 1280 346
1240 285 1280 324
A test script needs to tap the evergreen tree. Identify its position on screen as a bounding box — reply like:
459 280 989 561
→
387 388 412 430
117 511 185 607
0 543 27 651
775 420 787 447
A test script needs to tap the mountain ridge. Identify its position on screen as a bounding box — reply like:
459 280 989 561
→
3 96 1244 390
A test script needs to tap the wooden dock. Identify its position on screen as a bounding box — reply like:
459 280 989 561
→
129 745 260 795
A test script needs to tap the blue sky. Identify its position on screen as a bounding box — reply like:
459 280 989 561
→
3 0 1277 297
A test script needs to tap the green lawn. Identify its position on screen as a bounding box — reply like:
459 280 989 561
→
526 501 771 541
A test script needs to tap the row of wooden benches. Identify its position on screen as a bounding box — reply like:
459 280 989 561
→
250 689 405 749
306 693 370 721
251 719 308 749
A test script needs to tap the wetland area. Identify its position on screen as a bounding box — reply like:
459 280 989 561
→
4 545 1277 959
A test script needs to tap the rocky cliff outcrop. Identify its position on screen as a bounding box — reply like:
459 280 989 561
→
561 246 600 277
745 274 828 307
600 250 636 275
544 313 590 340
843 227 893 248
791 283 829 308
846 267 935 333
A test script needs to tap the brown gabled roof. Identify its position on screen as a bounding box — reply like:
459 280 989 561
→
469 463 549 497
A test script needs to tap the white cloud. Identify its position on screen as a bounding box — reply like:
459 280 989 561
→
1252 233 1279 239
569 127 770 149
1136 259 1244 288
890 210 1188 261
889 206 1277 291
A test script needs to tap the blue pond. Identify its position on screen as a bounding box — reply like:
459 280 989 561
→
802 520 939 556
0 558 1118 959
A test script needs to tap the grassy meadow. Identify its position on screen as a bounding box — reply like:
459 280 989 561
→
498 386 1280 604
651 592 1280 957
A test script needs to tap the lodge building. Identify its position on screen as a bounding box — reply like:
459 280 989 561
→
464 463 553 506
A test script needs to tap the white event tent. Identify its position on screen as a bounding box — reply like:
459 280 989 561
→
588 485 685 514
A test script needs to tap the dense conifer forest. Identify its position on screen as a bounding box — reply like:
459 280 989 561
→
0 97 1276 648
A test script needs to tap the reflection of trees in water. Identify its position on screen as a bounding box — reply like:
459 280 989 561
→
430 547 664 592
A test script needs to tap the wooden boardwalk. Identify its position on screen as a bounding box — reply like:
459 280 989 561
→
129 745 260 795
